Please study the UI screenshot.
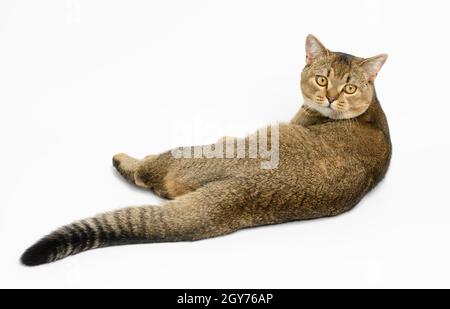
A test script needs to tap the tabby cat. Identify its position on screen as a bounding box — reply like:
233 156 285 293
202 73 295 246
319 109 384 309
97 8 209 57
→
21 35 391 266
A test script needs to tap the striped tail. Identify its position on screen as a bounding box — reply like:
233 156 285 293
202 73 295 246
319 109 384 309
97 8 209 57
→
21 203 216 266
21 179 248 266
21 206 174 266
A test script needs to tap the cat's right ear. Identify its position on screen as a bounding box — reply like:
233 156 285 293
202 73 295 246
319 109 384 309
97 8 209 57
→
305 34 329 65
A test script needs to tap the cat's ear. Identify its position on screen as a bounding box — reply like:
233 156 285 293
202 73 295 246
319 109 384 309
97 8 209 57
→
305 34 329 65
359 54 388 82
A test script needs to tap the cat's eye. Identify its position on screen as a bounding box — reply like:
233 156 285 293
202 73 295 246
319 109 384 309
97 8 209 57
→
315 75 328 87
344 84 357 94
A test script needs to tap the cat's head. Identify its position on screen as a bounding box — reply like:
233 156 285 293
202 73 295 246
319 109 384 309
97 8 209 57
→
301 34 387 119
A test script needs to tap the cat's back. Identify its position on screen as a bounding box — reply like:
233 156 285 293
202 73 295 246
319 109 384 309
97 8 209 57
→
280 120 387 157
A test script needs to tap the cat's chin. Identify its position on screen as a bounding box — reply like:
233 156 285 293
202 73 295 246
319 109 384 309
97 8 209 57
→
303 100 362 120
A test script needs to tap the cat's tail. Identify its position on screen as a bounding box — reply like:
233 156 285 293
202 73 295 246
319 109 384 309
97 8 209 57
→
20 179 248 266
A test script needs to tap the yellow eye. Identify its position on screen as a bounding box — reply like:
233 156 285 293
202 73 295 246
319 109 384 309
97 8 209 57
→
344 84 357 94
315 75 328 87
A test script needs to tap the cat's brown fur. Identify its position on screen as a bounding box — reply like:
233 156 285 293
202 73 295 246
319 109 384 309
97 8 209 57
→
21 35 391 266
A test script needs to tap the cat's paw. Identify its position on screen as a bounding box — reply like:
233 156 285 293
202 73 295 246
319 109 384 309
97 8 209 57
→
112 153 140 183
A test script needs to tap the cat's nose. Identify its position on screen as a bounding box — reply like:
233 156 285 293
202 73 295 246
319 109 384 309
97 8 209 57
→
327 96 336 104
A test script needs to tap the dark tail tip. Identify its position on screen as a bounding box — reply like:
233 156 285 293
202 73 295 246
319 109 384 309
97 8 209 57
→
21 237 59 266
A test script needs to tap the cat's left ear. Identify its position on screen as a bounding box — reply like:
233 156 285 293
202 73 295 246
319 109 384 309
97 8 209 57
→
359 54 388 82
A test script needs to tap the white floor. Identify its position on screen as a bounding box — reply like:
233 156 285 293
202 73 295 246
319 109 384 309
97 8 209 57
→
1 0 449 288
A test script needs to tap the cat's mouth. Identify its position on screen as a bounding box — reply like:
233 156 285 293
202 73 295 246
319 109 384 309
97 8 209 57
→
307 97 335 110
313 100 334 110
304 98 339 118
315 100 340 111
315 99 335 110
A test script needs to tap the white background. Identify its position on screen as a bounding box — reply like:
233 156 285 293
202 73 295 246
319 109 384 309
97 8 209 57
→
1 0 449 288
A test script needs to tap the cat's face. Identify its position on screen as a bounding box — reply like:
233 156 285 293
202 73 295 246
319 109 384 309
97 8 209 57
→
301 35 387 119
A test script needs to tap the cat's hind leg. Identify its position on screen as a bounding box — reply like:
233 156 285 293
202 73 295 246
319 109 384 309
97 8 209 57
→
133 152 178 198
114 153 174 199
133 152 224 199
115 151 230 200
112 153 144 184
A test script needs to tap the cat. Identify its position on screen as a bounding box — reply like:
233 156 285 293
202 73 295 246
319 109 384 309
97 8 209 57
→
21 35 391 266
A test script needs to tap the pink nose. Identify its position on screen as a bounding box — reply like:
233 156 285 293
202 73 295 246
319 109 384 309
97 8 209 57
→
327 96 336 103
